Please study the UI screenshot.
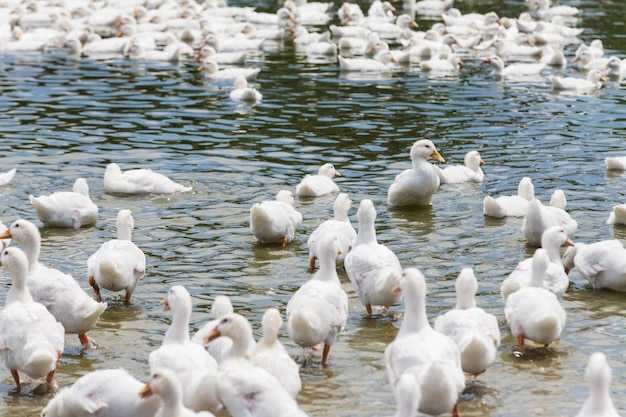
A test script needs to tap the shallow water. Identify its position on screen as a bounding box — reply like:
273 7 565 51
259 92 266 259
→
0 0 625 416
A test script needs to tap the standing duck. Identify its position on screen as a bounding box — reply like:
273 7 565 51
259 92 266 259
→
0 219 106 346
250 190 303 248
287 234 348 365
387 139 446 207
344 199 402 315
0 247 64 392
87 209 146 304
384 268 465 417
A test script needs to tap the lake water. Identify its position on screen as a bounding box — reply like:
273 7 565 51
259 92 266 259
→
0 0 625 415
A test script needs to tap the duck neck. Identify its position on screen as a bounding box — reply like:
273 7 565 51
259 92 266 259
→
21 233 41 271
6 269 34 305
163 307 191 345
226 332 255 361
161 383 185 416
316 252 340 284
398 291 429 337
544 243 563 266
117 225 132 241
355 217 377 246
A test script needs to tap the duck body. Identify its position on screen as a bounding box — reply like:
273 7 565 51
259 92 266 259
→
41 368 162 417
87 209 146 304
439 150 485 184
230 75 262 103
0 219 106 345
562 240 626 291
104 163 191 194
0 168 16 185
434 268 500 376
550 69 604 91
30 178 98 229
295 163 341 197
0 247 64 391
483 177 534 218
307 193 356 270
607 204 626 225
287 234 348 365
385 268 465 416
250 190 302 247
344 199 402 315
387 140 446 207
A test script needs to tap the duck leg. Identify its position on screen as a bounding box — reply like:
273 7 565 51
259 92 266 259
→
452 401 460 417
366 304 372 315
308 256 316 272
45 370 55 389
88 275 102 302
321 343 331 365
282 236 289 249
516 334 525 353
124 291 132 306
10 369 20 392
78 333 90 345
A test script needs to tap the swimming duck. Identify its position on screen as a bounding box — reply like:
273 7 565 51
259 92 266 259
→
521 198 578 247
338 50 397 72
344 199 402 315
139 368 215 417
605 157 626 170
191 295 235 363
504 249 566 352
307 193 356 271
229 75 262 103
41 368 162 417
483 177 535 218
104 162 192 194
387 139 446 207
0 167 16 185
148 286 221 414
198 59 261 82
205 313 308 417
87 209 146 305
550 69 605 92
562 239 626 292
606 204 626 225
0 219 107 346
439 151 485 184
29 178 98 229
250 190 303 248
574 352 620 417
481 54 547 79
419 53 464 73
295 163 341 197
287 234 348 365
502 226 573 301
434 268 501 377
0 247 64 392
384 268 465 417
251 308 302 398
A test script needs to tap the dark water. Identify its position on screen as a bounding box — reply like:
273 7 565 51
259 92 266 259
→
0 0 625 415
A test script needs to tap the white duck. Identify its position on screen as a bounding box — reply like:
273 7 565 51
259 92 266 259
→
337 50 398 72
481 54 546 78
191 295 235 363
606 204 626 225
251 308 302 398
87 209 146 304
605 156 626 170
550 69 605 92
205 313 308 417
41 368 162 417
344 199 402 315
393 373 422 417
384 268 465 417
198 59 261 82
387 139 446 207
287 234 348 365
295 163 341 197
574 352 621 417
29 178 98 229
0 219 107 346
483 177 535 218
562 239 626 292
0 247 64 392
502 226 573 302
148 286 221 414
104 163 191 194
195 45 247 65
139 368 215 417
0 167 16 185
419 53 464 73
504 249 566 353
439 150 485 184
434 268 501 377
521 198 578 247
250 190 303 248
307 193 356 270
229 75 262 103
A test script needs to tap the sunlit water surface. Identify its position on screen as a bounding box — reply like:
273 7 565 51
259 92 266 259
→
0 0 625 415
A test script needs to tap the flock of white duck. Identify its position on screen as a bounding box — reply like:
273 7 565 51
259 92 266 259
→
0 0 624 416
